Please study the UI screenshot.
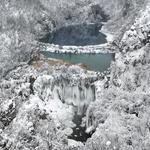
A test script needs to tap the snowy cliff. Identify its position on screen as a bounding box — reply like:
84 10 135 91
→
84 3 150 150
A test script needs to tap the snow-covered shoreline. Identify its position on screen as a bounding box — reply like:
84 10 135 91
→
99 26 114 43
37 42 118 54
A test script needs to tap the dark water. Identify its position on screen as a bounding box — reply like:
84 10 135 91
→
39 23 107 46
68 113 91 142
40 51 115 72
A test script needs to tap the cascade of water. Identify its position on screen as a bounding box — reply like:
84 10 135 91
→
86 108 94 133
34 75 96 141
53 79 95 115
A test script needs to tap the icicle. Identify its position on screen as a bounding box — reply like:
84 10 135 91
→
85 108 94 133
86 108 90 130
52 78 95 120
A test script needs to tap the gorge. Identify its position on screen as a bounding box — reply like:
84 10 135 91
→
38 22 115 142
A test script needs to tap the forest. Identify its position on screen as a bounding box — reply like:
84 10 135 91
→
0 0 150 150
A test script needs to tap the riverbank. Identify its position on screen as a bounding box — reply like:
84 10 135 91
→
99 26 115 43
37 42 118 54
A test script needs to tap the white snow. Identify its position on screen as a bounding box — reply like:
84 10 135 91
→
68 139 84 147
100 26 114 43
86 125 94 133
38 41 117 54
106 141 111 146
28 94 74 130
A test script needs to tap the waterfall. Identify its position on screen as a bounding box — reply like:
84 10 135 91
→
53 80 95 115
33 74 96 135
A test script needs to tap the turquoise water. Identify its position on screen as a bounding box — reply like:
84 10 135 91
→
40 51 115 72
